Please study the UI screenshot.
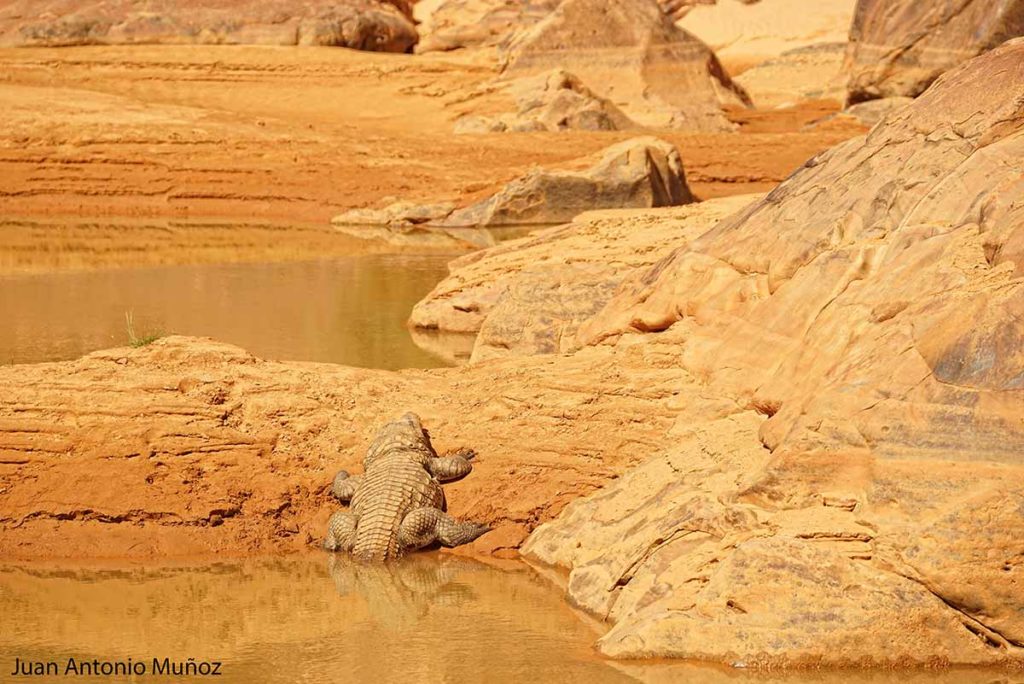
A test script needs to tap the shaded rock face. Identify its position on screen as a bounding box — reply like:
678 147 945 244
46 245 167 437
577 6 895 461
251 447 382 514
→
520 40 1024 664
501 0 751 131
0 0 418 51
444 137 693 227
844 0 1024 103
453 69 636 134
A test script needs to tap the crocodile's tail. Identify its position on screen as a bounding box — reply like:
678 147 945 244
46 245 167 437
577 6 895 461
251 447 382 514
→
352 507 403 562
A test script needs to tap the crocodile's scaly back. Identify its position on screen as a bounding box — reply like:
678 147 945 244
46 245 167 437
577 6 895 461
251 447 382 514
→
324 412 490 561
351 454 443 561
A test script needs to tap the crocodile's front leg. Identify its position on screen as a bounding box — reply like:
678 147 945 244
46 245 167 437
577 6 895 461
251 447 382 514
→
323 510 357 552
426 449 476 482
332 470 362 503
397 507 490 552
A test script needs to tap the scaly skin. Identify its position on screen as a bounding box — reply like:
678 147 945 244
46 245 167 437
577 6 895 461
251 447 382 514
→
323 412 489 561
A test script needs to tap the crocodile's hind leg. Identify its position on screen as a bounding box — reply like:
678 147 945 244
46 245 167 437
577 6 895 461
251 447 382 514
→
323 510 357 552
398 507 490 552
332 470 362 503
426 449 476 482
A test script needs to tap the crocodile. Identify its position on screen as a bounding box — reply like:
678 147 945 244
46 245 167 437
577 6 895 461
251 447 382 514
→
323 412 490 561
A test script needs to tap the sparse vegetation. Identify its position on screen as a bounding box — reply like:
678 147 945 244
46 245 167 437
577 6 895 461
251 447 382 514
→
125 311 164 348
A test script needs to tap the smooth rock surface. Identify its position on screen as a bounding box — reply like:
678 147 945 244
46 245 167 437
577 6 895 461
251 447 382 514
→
0 0 419 51
844 0 1024 103
502 0 751 131
334 138 692 234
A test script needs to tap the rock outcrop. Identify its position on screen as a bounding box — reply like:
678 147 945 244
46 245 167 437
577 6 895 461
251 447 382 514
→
453 69 636 133
0 0 419 52
844 0 1024 103
501 0 751 131
521 39 1024 664
336 137 692 232
408 196 755 354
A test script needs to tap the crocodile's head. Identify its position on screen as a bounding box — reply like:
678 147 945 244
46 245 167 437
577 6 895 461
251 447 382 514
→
397 412 423 430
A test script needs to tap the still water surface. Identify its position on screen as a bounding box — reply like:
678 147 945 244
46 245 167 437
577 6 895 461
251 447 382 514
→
0 555 1016 684
0 255 454 369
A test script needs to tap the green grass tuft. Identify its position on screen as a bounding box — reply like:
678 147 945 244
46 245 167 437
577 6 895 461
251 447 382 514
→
125 311 164 348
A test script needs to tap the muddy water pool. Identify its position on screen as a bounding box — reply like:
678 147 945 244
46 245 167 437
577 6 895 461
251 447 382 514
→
0 254 454 369
0 554 1017 684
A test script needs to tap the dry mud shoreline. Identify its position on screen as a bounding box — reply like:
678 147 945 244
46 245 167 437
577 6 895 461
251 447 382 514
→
1 0 1023 671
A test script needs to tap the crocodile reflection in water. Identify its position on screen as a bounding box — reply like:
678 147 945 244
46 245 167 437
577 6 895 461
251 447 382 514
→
326 553 478 626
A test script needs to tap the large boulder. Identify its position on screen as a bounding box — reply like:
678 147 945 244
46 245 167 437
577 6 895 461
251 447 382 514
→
501 0 751 131
443 137 692 226
521 38 1024 663
844 0 1024 103
0 0 419 51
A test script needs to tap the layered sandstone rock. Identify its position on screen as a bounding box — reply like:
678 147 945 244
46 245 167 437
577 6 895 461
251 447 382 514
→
501 0 751 131
453 69 636 133
0 334 696 561
844 0 1024 103
0 0 418 51
522 39 1024 663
